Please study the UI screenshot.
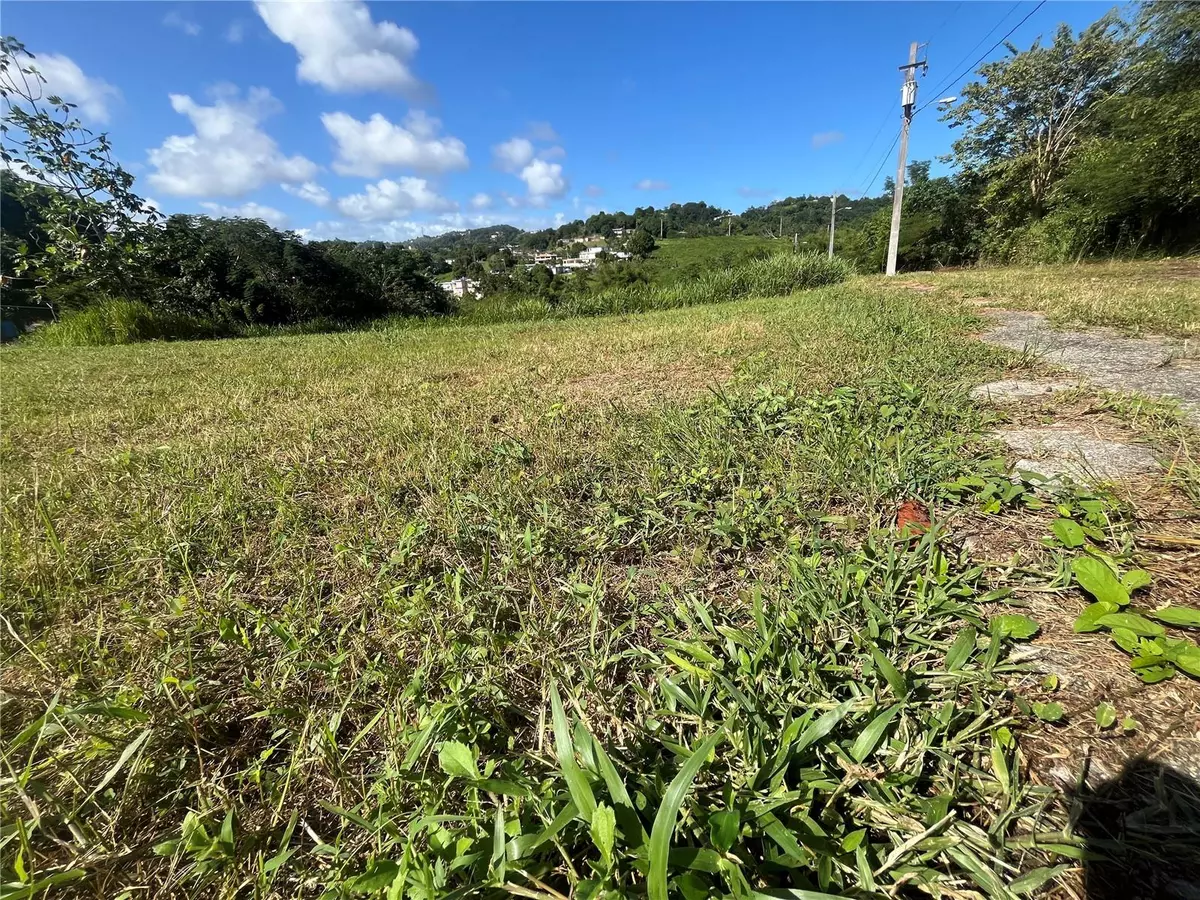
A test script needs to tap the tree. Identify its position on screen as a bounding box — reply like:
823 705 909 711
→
942 13 1130 223
906 160 931 185
626 229 656 258
1 36 160 306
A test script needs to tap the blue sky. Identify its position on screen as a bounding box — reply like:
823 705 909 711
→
5 1 1113 240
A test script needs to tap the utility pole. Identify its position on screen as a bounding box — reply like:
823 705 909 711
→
826 196 853 258
779 212 784 240
727 215 732 237
793 232 798 253
827 194 837 258
659 212 665 239
886 41 926 276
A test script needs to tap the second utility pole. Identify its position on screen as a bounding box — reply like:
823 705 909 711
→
827 195 837 258
885 41 925 276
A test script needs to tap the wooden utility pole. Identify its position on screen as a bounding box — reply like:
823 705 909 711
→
886 42 926 276
779 212 784 240
659 212 666 239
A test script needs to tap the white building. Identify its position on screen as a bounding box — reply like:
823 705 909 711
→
440 277 479 298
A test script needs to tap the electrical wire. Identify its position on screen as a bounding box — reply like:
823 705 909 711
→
859 128 902 196
849 101 896 181
922 2 1022 102
918 0 1048 114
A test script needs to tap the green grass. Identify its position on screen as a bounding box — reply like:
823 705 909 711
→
2 270 1178 897
871 258 1200 337
640 236 782 287
25 298 220 346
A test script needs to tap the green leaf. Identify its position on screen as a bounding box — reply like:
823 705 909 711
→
1147 606 1200 629
1033 701 1064 722
590 803 615 867
1041 674 1059 691
992 614 1040 641
1051 518 1085 548
1173 645 1200 678
793 699 856 755
550 683 597 823
944 626 976 670
347 860 399 894
1120 569 1152 592
869 645 907 697
1074 601 1118 633
1135 665 1174 684
1096 613 1165 637
1095 702 1117 729
1010 864 1071 895
1110 627 1141 654
437 741 480 781
1122 716 1139 732
849 703 901 762
647 728 723 900
1073 557 1129 605
709 809 740 852
841 828 867 852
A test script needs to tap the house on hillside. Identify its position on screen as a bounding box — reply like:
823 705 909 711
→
440 277 479 298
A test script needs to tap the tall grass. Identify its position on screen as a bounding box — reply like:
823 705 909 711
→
24 298 219 346
470 252 854 323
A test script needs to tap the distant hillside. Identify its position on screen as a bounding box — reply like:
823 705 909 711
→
409 224 524 253
405 192 892 249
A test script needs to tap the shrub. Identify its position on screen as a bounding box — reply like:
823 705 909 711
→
25 299 219 347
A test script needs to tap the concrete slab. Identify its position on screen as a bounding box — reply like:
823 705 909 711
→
970 378 1081 403
979 312 1200 426
997 425 1161 482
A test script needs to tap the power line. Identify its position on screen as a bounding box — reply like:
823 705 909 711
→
860 129 901 196
849 101 896 180
923 1 1022 101
919 0 1048 114
927 2 964 48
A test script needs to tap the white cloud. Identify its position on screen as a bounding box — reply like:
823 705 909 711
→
163 11 201 36
303 211 502 243
225 20 246 43
526 121 559 142
335 177 456 221
20 52 120 123
634 179 669 191
282 181 332 208
470 192 492 209
538 145 566 161
520 159 567 204
811 131 844 149
492 136 534 172
147 86 317 197
323 110 468 177
585 184 604 197
199 201 289 228
254 0 425 96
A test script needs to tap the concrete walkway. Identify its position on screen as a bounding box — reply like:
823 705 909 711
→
979 310 1200 426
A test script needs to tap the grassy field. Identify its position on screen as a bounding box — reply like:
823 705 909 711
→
639 236 782 286
871 258 1200 337
1 261 1196 898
